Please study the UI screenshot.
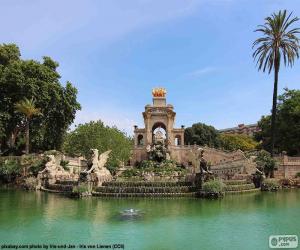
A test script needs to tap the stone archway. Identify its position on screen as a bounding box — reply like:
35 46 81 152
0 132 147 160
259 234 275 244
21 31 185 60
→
174 134 182 146
137 134 144 146
152 122 167 144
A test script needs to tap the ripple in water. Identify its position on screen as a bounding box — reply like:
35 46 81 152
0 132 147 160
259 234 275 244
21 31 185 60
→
118 208 144 221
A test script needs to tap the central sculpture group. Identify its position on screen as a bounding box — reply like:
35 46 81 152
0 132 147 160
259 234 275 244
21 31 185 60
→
37 149 113 193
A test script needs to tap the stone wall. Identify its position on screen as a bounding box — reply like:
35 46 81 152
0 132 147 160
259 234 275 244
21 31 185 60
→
62 155 87 174
132 144 247 170
210 158 256 179
169 145 246 167
274 155 300 178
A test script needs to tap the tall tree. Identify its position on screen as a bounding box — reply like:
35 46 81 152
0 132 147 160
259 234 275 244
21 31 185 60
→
256 88 300 156
15 98 41 154
63 120 133 173
184 123 221 148
0 43 81 154
252 10 300 156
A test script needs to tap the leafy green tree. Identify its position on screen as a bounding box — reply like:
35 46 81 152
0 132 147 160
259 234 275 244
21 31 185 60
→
184 123 221 147
63 120 133 172
0 43 81 154
252 10 300 156
15 98 41 154
256 88 300 155
220 134 258 151
0 159 22 183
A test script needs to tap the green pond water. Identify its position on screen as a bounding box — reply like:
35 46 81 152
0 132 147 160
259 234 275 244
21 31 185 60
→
0 189 299 250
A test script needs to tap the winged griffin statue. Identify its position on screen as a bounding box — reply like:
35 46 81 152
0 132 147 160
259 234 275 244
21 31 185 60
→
85 149 111 174
83 149 112 186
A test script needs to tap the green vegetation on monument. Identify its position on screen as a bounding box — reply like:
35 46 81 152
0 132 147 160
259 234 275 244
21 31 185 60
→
202 179 225 193
0 154 47 183
261 179 280 191
184 122 258 151
256 89 300 156
254 150 277 178
252 10 300 156
63 120 132 172
0 158 21 183
0 43 81 155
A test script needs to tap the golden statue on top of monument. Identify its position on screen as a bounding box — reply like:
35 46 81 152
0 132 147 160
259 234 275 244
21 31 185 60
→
152 87 166 97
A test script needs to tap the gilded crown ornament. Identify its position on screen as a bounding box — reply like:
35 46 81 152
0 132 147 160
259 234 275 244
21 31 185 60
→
152 87 166 97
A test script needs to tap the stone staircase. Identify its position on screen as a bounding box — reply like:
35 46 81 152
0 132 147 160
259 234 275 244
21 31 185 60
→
42 180 77 193
92 181 196 197
223 179 260 194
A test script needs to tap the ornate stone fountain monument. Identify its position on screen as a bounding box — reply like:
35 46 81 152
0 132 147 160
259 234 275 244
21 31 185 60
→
132 87 185 164
132 88 256 178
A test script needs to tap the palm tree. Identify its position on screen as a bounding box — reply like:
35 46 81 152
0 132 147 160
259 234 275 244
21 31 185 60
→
15 98 41 154
252 10 300 156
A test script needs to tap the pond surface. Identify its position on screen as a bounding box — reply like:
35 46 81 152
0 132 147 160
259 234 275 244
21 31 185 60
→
0 189 299 250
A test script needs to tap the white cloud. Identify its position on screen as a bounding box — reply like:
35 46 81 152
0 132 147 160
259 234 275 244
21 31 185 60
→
0 0 203 52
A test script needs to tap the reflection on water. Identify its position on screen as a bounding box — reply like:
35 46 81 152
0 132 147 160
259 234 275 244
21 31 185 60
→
118 209 144 221
0 189 300 250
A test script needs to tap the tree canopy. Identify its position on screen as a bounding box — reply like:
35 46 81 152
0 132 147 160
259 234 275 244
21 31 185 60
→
0 43 81 154
63 120 133 172
185 122 259 152
220 134 258 152
255 88 300 155
184 123 221 148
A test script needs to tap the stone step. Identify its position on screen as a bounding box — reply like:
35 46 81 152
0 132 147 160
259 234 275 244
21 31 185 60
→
223 179 248 185
92 191 196 197
55 180 78 185
46 183 73 192
95 186 195 194
224 183 255 192
225 188 261 194
102 181 192 187
41 186 72 193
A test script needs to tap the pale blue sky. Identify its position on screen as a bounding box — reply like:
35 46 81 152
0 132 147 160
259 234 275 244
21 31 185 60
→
1 0 300 135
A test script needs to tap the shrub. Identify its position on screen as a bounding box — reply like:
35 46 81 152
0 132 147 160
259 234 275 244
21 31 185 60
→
0 159 22 182
139 160 156 169
295 172 300 178
23 177 38 190
28 157 47 176
279 178 296 187
73 184 88 194
121 169 139 178
202 179 226 193
261 179 280 191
